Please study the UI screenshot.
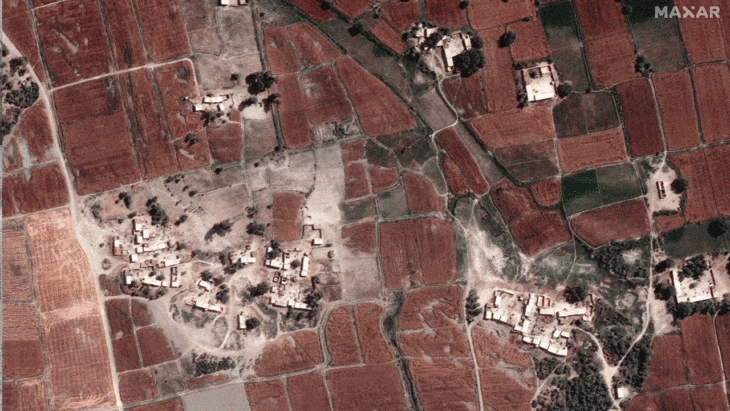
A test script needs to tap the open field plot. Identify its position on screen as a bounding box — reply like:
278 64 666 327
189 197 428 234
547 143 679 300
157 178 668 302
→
570 198 651 246
332 0 370 19
643 333 688 391
379 218 458 288
253 329 323 377
508 18 550 63
436 128 490 195
2 221 34 304
3 101 55 173
34 0 112 86
585 32 638 88
246 380 290 411
693 63 730 143
714 312 730 380
556 128 628 173
128 398 185 411
494 140 559 183
3 305 44 380
288 23 341 67
573 0 627 41
2 378 49 411
539 1 590 90
99 0 147 69
286 371 332 411
154 60 204 141
674 0 727 64
380 1 419 32
469 0 535 30
478 27 519 112
627 4 687 73
426 0 467 29
287 0 334 22
370 22 406 54
325 306 362 366
403 172 445 214
561 169 602 216
326 363 408 411
3 0 46 81
119 369 159 404
409 358 480 411
299 66 351 125
653 70 701 150
660 219 729 259
552 92 619 137
704 143 730 216
443 74 488 120
595 162 643 205
2 164 70 217
471 107 555 149
263 26 298 76
668 150 718 223
135 0 191 62
206 122 242 164
616 78 663 157
531 179 562 208
680 314 723 385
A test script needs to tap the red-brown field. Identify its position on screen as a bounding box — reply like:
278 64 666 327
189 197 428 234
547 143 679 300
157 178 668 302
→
246 380 291 411
173 131 211 171
325 306 361 366
426 0 467 29
704 144 730 216
180 373 229 390
206 122 242 163
403 172 445 214
135 0 190 62
644 333 690 391
675 0 726 64
494 140 559 183
54 76 141 195
130 301 151 327
264 27 299 76
693 63 730 143
155 60 204 140
653 70 701 151
288 0 335 22
570 199 650 247
34 0 112 86
478 27 518 112
341 220 376 254
118 369 159 404
714 312 730 379
99 0 147 69
668 150 718 223
370 21 407 54
137 326 177 366
379 218 457 289
352 304 393 364
508 19 550 63
335 57 416 136
471 107 555 149
99 274 121 297
491 179 572 256
106 298 134 340
344 162 371 200
253 329 323 377
369 165 399 193
530 179 561 208
469 0 535 30
573 0 626 41
584 32 638 88
120 69 179 179
2 221 34 304
274 74 312 149
626 389 695 411
556 128 628 173
3 0 46 81
2 378 49 411
441 156 471 196
479 368 534 411
410 358 480 411
2 164 70 218
381 1 419 32
272 192 304 242
689 385 727 411
332 0 370 18
127 398 185 411
112 334 143 372
437 128 490 195
300 66 351 126
287 371 332 411
288 23 341 67
3 101 54 173
471 327 533 370
43 314 116 410
399 325 471 358
681 314 723 385
3 305 44 379
326 363 408 411
654 213 685 234
398 285 463 331
443 75 489 120
616 78 663 157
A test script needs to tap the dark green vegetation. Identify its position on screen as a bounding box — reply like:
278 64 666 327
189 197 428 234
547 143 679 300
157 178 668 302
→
538 0 590 90
249 281 270 298
564 284 588 304
660 221 730 259
119 192 133 208
553 92 620 138
191 352 236 377
4 82 39 109
670 177 688 194
465 289 482 323
216 286 231 303
618 324 654 390
595 163 643 205
205 220 234 241
534 356 562 380
245 317 261 330
453 48 486 78
627 0 686 72
147 198 169 226
538 0 577 29
246 221 265 236
708 218 730 238
624 0 672 24
245 71 275 95
668 297 730 321
590 301 636 364
680 254 709 280
654 281 676 301
562 170 601 215
498 31 517 48
587 237 650 280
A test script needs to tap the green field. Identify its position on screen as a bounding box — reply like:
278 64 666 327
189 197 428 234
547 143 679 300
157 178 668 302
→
596 163 644 205
625 0 673 25
562 170 602 215
539 1 578 30
539 1 591 91
661 221 730 259
563 163 644 215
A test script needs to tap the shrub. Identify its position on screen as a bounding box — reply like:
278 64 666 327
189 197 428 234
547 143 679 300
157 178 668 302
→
249 281 270 297
564 284 588 304
498 31 517 48
245 317 261 329
453 48 486 78
348 21 366 36
557 83 573 98
654 282 676 301
119 192 132 208
247 222 265 236
708 219 729 238
681 255 708 280
245 71 276 95
670 178 688 194
459 0 470 8
205 220 234 240
5 82 39 109
191 353 236 377
654 259 674 273
465 289 482 322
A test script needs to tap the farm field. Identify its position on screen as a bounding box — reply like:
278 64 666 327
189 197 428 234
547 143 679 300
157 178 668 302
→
653 71 701 150
2 378 50 411
556 128 628 173
287 0 334 22
531 179 562 207
692 63 730 143
2 164 70 217
680 314 723 385
325 306 361 366
2 0 46 81
99 0 147 69
326 364 407 411
552 92 619 138
443 75 489 120
569 198 651 247
668 150 718 223
135 0 191 62
403 172 445 214
616 78 663 157
253 329 322 377
508 18 550 63
468 0 535 30
436 128 490 195
426 0 467 29
494 140 559 183
478 27 519 112
704 143 730 216
584 32 638 87
272 192 305 242
380 1 419 32
471 107 555 149
286 371 332 411
674 0 727 64
628 10 687 72
3 101 55 173
370 22 406 54
2 221 34 304
538 1 591 91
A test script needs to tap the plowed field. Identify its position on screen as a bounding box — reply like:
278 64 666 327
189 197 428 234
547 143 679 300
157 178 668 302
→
469 0 535 30
443 75 488 120
584 32 637 87
106 298 133 338
570 199 650 247
441 156 470 196
403 172 444 214
332 0 370 18
155 60 203 140
135 0 190 61
3 305 44 379
206 122 242 163
471 107 555 149
654 213 685 234
426 0 467 29
437 128 489 195
118 369 159 404
398 285 463 331
272 192 304 242
675 0 727 64
381 1 419 32
508 18 550 63
379 218 457 289
352 304 393 364
557 128 628 173
689 385 727 411
112 333 142 372
653 71 701 151
409 358 480 411
715 313 730 379
704 144 730 216
2 164 69 218
288 0 334 22
341 220 376 254
246 380 290 411
494 140 560 183
616 78 663 157
478 27 518 112
300 66 351 126
471 327 533 370
35 0 112 86
335 57 415 137
325 306 361 366
693 63 730 143
286 371 332 411
264 27 299 76
681 314 723 385
369 166 399 193
2 378 49 411
3 101 54 173
344 162 370 199
137 326 177 366
274 74 311 149
2 221 34 304
127 398 185 411
573 0 626 41
173 131 211 171
2 0 46 81
530 179 561 208
479 368 534 411
131 300 153 327
253 329 322 377
370 21 407 54
643 334 690 391
399 325 471 358
288 23 341 67
668 150 718 223
326 363 408 411
99 0 147 69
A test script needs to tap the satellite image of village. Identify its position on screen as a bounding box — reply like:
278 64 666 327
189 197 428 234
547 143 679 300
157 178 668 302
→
4 0 730 410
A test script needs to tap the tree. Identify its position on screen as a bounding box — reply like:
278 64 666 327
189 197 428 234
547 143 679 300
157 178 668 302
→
230 73 240 82
148 203 169 226
245 317 261 330
453 48 486 78
201 270 214 282
263 93 281 111
205 220 234 240
654 282 676 301
498 31 517 48
245 71 276 95
458 0 470 8
557 83 573 98
348 21 366 36
249 281 270 297
119 192 132 208
465 289 482 323
708 219 729 238
216 287 230 303
247 222 265 236
670 178 688 194
564 284 588 304
654 259 674 273
681 255 708 280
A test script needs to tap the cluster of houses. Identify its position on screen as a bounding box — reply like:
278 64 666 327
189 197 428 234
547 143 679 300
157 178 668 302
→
520 62 559 102
219 0 247 5
190 94 236 113
407 23 473 74
116 218 186 289
670 259 718 304
484 289 597 357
